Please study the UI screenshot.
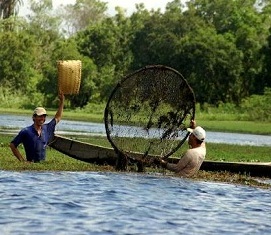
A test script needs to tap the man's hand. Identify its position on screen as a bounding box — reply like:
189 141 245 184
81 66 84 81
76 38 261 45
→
152 158 167 168
58 91 65 103
160 159 167 168
190 119 196 129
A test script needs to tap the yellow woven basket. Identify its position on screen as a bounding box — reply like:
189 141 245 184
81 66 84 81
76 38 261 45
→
57 60 82 94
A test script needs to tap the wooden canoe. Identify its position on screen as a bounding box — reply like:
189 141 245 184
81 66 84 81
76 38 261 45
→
48 135 157 165
201 161 271 178
49 135 271 178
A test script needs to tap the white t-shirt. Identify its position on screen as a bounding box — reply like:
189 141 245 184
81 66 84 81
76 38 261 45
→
166 144 206 177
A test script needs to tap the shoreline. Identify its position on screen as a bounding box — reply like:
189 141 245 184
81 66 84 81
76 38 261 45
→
1 110 271 135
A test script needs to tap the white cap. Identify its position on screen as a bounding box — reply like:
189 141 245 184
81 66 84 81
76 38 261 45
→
33 107 47 116
187 126 206 141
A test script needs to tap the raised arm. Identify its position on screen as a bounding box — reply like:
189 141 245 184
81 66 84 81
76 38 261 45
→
55 92 65 124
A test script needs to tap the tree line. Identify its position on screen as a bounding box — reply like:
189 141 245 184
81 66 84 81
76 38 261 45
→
0 0 271 109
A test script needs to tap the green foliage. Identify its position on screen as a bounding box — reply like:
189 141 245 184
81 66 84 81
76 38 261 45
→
259 31 271 92
0 86 28 108
206 143 271 163
0 0 271 112
240 87 271 121
0 30 39 93
37 38 98 108
0 134 114 171
76 101 105 115
186 0 270 98
0 86 46 109
195 88 271 122
1 133 269 187
178 28 244 105
76 11 135 101
1 134 270 174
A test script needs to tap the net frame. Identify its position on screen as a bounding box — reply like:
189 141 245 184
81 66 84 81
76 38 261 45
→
104 65 196 160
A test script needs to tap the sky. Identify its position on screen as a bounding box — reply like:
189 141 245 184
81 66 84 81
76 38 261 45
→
19 0 170 16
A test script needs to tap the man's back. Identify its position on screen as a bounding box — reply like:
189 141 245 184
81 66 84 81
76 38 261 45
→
166 145 206 177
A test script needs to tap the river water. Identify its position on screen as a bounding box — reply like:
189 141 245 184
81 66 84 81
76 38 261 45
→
1 171 271 235
1 114 271 235
0 114 271 146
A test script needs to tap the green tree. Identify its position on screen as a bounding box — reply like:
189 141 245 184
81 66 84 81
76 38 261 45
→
257 2 271 91
260 30 271 90
187 0 270 97
0 31 36 90
37 38 98 108
77 8 135 101
177 28 243 105
23 0 63 104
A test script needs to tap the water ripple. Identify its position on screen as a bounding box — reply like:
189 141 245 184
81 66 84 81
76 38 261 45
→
1 114 271 146
0 171 270 235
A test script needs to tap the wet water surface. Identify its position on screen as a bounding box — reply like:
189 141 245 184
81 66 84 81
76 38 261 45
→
1 114 270 234
0 171 270 235
1 114 271 146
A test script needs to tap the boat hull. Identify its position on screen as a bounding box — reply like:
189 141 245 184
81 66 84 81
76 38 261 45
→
49 135 117 165
201 161 271 178
49 135 271 178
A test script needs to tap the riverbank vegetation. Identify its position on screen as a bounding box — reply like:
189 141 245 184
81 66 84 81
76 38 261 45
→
0 134 270 189
1 1 270 188
0 0 271 123
1 100 271 135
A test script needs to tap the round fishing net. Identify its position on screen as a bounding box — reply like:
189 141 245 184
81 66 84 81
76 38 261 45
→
104 65 195 160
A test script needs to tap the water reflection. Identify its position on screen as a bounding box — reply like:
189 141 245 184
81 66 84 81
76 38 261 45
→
1 114 271 146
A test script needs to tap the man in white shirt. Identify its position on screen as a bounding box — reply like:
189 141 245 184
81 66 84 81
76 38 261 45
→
160 121 206 177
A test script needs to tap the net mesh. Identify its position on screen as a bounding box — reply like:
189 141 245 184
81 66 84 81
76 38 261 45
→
104 65 195 160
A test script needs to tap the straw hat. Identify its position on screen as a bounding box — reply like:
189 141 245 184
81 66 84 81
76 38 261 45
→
33 107 47 116
57 60 82 94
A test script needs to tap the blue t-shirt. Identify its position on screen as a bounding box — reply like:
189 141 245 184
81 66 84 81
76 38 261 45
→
11 119 57 162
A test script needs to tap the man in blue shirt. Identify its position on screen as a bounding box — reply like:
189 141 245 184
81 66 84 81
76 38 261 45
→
10 93 65 162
